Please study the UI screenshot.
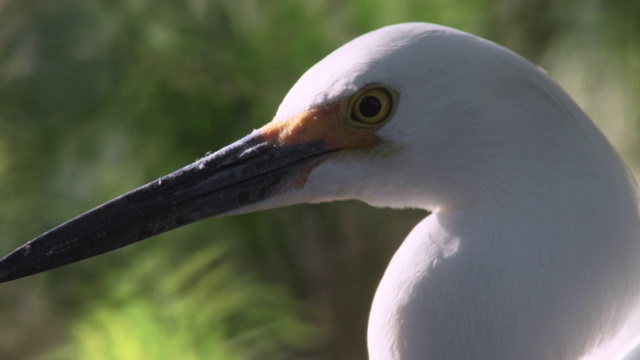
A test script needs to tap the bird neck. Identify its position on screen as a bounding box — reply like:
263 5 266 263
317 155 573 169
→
368 178 640 359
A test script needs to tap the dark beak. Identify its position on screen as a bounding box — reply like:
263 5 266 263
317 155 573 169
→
0 131 327 282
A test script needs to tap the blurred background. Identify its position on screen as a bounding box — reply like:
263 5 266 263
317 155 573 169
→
0 0 639 359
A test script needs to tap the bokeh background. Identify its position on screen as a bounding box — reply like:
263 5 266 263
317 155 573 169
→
0 1 639 359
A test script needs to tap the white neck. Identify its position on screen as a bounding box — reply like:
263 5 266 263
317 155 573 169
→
368 183 640 360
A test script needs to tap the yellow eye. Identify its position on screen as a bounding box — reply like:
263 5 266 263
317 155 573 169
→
349 85 396 127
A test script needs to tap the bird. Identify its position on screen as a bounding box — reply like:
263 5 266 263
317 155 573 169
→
0 22 639 360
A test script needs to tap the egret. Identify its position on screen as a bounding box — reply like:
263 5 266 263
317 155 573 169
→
1 23 639 360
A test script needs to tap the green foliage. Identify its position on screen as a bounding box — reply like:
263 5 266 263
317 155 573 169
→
0 1 639 359
44 246 318 360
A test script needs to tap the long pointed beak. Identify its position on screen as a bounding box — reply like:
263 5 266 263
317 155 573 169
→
0 131 327 282
0 89 386 283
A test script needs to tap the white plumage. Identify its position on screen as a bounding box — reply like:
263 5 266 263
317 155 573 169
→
1 23 639 360
268 23 640 359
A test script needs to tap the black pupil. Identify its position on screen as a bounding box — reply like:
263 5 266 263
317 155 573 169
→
358 96 382 118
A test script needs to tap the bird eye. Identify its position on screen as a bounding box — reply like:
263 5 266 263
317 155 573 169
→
349 85 395 127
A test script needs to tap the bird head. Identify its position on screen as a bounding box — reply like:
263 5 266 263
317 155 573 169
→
0 23 581 281
252 22 569 212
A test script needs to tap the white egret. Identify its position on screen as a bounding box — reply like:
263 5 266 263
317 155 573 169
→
1 23 639 359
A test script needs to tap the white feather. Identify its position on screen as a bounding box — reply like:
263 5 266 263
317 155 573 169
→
272 23 640 359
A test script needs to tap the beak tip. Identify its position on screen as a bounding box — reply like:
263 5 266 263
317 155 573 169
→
0 244 39 283
0 261 18 284
0 254 21 284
